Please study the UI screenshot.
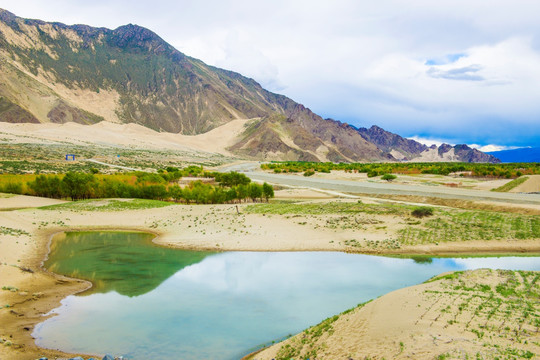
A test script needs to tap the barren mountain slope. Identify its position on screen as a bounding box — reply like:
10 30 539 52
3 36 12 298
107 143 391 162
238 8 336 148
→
0 9 391 162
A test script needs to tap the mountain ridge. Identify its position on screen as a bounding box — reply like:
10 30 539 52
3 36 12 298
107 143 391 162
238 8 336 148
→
0 9 499 163
356 125 499 163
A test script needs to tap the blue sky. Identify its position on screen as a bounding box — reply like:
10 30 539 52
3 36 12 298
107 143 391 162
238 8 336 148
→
0 0 539 150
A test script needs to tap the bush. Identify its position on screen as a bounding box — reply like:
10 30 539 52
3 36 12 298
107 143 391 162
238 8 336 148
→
381 174 397 181
411 206 434 218
1 182 23 194
303 170 315 177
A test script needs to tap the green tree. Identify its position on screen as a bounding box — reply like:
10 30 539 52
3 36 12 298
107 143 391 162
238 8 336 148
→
236 184 249 203
61 172 95 200
262 182 274 202
249 183 263 202
168 185 184 203
141 184 168 200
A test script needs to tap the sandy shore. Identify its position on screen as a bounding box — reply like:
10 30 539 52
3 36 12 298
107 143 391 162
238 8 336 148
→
251 268 540 360
1 194 539 359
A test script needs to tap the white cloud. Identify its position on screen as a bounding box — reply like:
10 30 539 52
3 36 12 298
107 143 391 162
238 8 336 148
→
1 0 540 146
469 144 523 152
408 136 452 147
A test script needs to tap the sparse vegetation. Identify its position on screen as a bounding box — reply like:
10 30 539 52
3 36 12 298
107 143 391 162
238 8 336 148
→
38 199 173 212
265 270 540 360
0 226 30 236
274 301 370 360
399 209 540 245
492 176 529 192
245 201 408 216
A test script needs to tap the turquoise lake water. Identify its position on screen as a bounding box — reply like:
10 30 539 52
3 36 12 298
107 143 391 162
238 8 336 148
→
34 231 540 359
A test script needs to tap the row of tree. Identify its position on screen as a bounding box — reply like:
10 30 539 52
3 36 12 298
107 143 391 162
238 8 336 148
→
23 171 274 203
262 161 540 178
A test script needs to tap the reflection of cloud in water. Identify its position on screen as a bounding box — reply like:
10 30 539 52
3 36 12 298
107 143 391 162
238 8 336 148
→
171 252 455 296
450 257 540 271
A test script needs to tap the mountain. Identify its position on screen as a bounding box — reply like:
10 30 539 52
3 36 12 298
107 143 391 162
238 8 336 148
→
487 147 540 163
0 9 496 163
0 9 391 162
357 125 500 163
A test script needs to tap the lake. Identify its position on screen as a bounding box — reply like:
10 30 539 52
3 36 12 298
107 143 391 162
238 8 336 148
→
34 231 540 359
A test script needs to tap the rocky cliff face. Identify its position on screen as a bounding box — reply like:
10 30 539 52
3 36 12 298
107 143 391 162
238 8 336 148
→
357 125 428 158
357 125 500 163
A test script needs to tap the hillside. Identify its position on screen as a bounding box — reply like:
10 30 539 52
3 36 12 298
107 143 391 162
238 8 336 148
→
0 9 392 162
0 9 498 163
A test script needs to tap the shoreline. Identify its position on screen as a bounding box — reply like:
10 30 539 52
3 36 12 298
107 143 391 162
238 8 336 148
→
3 227 540 359
1 196 539 359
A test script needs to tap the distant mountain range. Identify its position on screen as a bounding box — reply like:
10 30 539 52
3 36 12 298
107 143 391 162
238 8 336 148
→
487 147 540 163
356 125 497 163
0 9 499 163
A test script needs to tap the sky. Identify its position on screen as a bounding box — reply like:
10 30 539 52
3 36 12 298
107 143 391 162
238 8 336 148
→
0 0 539 150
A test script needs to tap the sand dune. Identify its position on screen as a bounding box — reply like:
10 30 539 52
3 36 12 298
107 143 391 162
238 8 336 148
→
0 119 251 155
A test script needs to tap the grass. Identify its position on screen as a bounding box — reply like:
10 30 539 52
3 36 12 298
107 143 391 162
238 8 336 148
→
492 176 529 192
0 226 30 236
270 270 540 359
274 301 370 360
246 201 540 247
398 209 540 245
38 199 173 212
431 270 540 359
245 201 409 216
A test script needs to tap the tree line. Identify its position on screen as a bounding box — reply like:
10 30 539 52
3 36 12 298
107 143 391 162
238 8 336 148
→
262 161 540 178
2 170 274 204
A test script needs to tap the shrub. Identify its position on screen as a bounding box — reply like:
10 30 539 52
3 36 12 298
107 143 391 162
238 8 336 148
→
381 174 397 181
411 206 434 218
303 170 315 177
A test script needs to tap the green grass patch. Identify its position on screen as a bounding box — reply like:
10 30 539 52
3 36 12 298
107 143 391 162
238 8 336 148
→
245 201 409 216
398 209 540 244
38 199 173 212
492 176 529 192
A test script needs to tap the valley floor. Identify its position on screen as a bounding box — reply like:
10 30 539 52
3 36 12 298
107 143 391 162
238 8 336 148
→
0 189 539 359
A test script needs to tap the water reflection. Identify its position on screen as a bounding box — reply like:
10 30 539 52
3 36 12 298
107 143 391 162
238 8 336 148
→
46 231 212 296
36 232 540 360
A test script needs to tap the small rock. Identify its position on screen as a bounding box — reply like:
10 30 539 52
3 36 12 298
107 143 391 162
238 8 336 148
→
102 355 115 360
69 357 84 360
38 358 48 360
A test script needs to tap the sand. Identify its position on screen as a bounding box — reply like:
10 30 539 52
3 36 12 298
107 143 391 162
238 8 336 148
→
0 119 251 155
510 174 540 193
251 269 540 360
1 193 539 359
0 195 66 210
